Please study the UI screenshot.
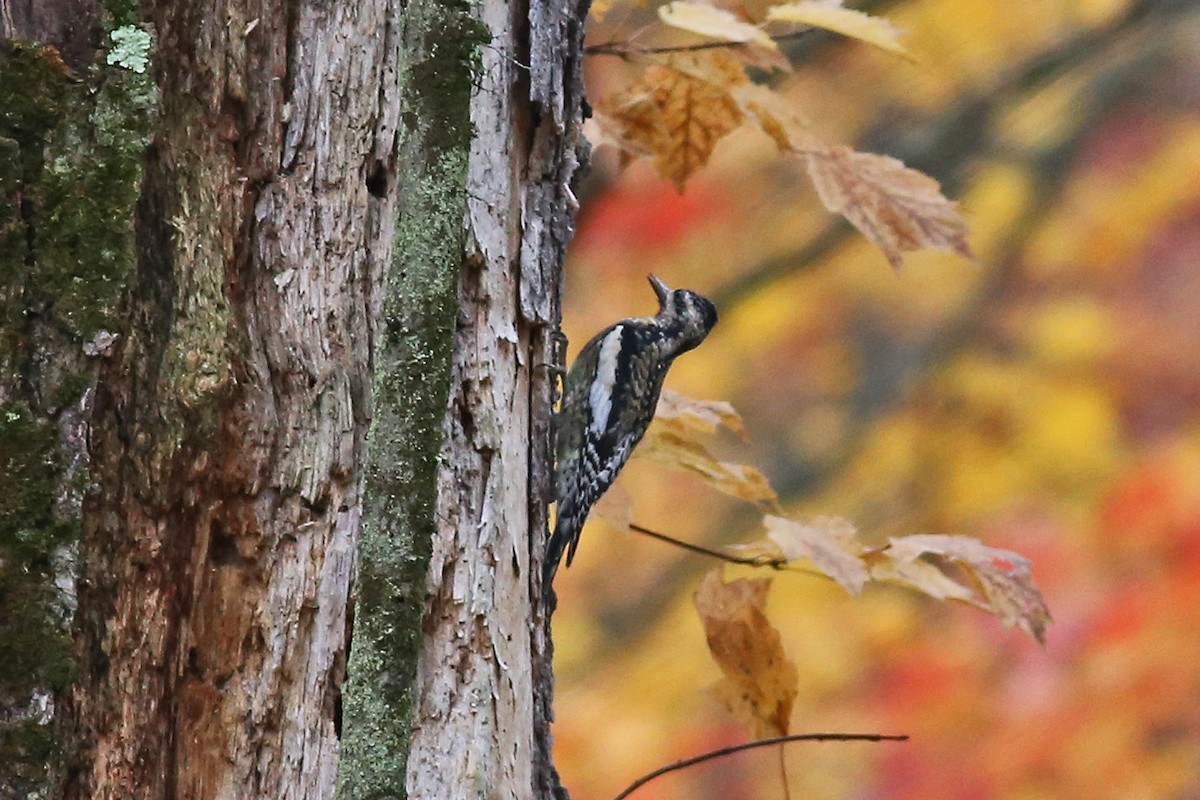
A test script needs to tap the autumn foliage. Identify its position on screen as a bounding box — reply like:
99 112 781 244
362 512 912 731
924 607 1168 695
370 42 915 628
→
553 0 1200 798
592 2 971 269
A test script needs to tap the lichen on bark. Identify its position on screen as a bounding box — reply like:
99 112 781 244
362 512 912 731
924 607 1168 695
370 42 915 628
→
336 2 487 797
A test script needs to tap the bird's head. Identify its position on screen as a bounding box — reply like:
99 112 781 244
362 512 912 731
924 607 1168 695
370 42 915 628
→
649 274 718 351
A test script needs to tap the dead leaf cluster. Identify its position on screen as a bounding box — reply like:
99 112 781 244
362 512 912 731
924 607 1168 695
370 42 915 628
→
592 0 973 269
627 391 1051 644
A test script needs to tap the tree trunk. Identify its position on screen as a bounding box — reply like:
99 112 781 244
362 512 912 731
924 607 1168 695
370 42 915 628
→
404 0 588 797
61 2 401 798
336 2 481 796
4 0 589 796
1 4 152 795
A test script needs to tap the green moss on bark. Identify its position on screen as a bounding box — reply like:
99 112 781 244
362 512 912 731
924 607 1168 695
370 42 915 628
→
0 403 73 685
0 23 154 798
0 44 68 316
337 4 486 799
0 402 73 795
1 37 154 357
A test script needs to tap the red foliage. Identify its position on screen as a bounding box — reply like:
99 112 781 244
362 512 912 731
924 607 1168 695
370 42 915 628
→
574 176 725 255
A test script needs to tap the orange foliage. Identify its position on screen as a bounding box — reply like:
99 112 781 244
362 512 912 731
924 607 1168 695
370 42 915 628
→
554 0 1200 798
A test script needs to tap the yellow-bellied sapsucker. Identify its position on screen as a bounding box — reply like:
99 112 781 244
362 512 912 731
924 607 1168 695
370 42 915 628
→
546 275 718 582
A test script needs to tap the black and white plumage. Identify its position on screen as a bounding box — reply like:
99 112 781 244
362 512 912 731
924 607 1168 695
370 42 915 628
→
546 275 718 582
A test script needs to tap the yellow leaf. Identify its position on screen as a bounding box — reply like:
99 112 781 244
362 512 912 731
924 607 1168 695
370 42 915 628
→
659 1 777 49
595 52 747 189
800 145 972 269
693 569 798 738
639 429 779 507
655 388 747 437
865 554 977 602
883 534 1051 643
729 82 819 152
763 514 868 594
766 1 908 57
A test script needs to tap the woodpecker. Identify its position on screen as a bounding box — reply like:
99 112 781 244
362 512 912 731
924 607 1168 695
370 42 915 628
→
546 275 718 583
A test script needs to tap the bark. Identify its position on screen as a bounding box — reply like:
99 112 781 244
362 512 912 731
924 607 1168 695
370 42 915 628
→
404 0 589 797
0 0 98 70
6 0 589 796
61 2 401 798
336 2 481 797
1 4 151 794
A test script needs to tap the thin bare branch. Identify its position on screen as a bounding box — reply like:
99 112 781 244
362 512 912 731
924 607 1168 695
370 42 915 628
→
628 523 787 569
778 744 792 800
612 732 908 800
585 28 815 58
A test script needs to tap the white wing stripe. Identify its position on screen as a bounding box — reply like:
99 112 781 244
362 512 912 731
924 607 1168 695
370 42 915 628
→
589 325 624 437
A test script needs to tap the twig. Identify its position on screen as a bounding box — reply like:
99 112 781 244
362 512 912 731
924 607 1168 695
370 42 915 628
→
585 29 816 58
778 743 792 800
627 523 787 569
712 0 1170 312
612 732 908 800
763 38 1163 504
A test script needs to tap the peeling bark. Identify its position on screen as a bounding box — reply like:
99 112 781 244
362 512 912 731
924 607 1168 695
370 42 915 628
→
62 3 401 798
405 0 589 797
336 2 481 797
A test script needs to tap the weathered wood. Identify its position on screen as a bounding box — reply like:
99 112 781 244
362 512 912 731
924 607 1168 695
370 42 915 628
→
405 0 588 796
0 13 150 796
62 2 401 798
526 4 591 795
336 1 482 797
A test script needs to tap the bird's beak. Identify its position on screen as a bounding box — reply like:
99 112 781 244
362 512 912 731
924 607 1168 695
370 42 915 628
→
648 274 671 308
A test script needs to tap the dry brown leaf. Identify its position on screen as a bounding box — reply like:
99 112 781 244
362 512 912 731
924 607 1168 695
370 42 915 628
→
694 569 798 737
731 42 794 73
655 388 747 437
727 88 970 269
640 428 779 507
766 1 908 57
593 101 660 164
726 536 788 566
884 534 1051 643
800 145 973 269
730 83 819 151
763 514 868 594
659 1 776 48
596 51 747 189
865 554 977 603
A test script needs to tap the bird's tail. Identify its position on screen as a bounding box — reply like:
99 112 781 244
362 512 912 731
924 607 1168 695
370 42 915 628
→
544 523 567 586
543 515 579 586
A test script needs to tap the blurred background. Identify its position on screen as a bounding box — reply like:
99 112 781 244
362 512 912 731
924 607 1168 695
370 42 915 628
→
550 0 1200 797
